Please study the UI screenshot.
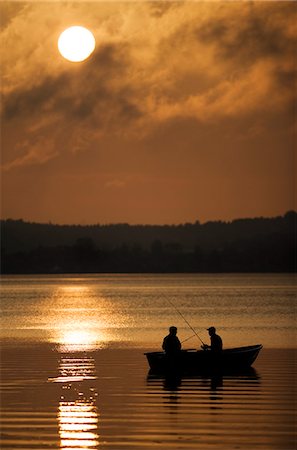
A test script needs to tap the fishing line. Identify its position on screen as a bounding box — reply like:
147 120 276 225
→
181 333 197 344
166 298 205 346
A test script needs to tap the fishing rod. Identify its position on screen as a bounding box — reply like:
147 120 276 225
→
166 298 205 346
181 333 197 344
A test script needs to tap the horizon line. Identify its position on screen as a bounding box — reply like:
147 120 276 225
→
1 210 295 228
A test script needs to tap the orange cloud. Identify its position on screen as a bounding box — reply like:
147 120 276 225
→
1 1 295 223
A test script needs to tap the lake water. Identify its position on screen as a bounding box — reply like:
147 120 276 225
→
0 274 296 449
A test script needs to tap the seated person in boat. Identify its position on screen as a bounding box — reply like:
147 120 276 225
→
162 326 181 354
202 327 223 352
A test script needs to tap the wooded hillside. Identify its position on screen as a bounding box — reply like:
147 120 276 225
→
1 211 295 273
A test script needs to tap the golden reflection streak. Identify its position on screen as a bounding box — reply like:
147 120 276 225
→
50 284 112 349
46 282 132 347
56 352 99 449
58 285 91 294
56 328 105 353
59 401 99 449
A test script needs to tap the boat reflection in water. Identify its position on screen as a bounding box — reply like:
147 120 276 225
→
147 367 261 409
50 332 100 450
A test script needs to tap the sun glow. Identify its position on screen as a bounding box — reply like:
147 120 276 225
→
58 26 96 62
62 330 96 346
59 330 99 350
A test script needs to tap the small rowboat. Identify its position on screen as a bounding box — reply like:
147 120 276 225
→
144 344 263 374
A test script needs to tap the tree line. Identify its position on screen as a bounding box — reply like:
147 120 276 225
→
1 211 295 273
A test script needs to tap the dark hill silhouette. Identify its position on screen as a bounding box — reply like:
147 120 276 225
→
1 211 295 273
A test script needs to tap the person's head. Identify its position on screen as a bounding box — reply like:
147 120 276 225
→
169 326 177 335
207 326 216 336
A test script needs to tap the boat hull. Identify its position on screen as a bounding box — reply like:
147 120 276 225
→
144 344 262 374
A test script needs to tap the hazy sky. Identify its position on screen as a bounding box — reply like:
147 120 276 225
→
1 1 296 225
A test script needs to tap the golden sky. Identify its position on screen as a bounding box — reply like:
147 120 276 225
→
1 1 296 224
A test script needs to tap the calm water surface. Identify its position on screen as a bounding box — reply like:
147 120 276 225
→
0 273 295 347
0 274 296 449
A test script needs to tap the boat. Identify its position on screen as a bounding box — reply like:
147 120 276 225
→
144 344 263 374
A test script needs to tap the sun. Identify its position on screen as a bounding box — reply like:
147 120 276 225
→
58 26 96 62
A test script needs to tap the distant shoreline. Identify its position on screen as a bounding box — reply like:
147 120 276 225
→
1 270 295 274
1 212 295 274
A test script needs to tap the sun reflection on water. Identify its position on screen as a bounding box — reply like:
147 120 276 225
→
58 285 91 295
59 400 99 450
57 329 104 353
49 284 119 350
51 347 100 449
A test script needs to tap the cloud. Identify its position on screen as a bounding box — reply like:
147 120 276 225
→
104 179 126 189
1 136 58 171
2 40 142 124
0 2 26 30
1 1 296 173
149 60 283 123
195 3 295 62
3 74 69 120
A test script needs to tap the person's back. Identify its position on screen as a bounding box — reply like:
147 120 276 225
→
162 326 181 355
206 327 223 353
210 332 223 352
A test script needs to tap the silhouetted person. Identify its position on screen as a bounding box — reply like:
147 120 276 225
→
202 327 223 353
162 326 181 355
